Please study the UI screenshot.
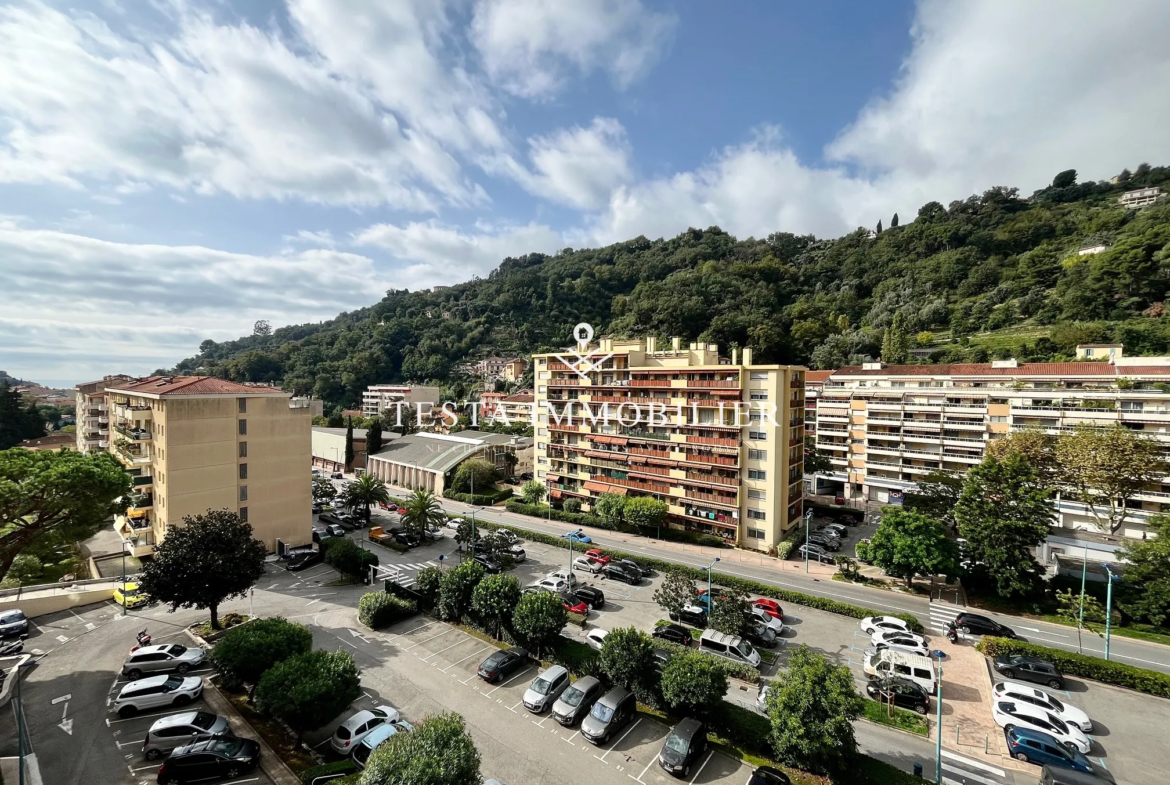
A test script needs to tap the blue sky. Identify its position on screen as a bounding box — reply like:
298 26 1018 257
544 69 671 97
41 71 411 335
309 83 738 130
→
1 0 1169 386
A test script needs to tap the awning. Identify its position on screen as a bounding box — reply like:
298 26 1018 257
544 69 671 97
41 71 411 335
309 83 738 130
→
550 489 563 499
588 434 629 446
545 473 561 481
647 457 678 468
584 481 628 496
625 454 647 464
585 450 619 460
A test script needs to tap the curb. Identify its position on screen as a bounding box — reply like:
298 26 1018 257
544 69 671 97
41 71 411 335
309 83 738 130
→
202 679 302 785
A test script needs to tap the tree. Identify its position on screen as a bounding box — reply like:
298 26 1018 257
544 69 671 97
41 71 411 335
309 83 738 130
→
322 536 378 579
623 496 667 531
209 617 312 690
344 417 355 469
985 427 1057 483
252 319 272 337
1052 169 1078 188
660 651 729 716
653 568 698 619
595 492 625 527
389 403 419 437
438 560 484 621
890 212 899 228
902 469 964 527
312 477 337 505
361 711 481 785
343 474 390 522
520 479 545 505
366 416 384 455
864 508 959 589
709 584 751 637
255 649 360 744
512 590 567 656
0 449 131 579
598 626 655 690
881 311 911 364
765 645 864 775
953 454 1053 598
400 489 446 538
1056 424 1165 534
1117 168 1132 184
563 498 582 514
1 554 43 587
1118 514 1170 626
803 436 832 475
453 458 496 494
471 573 521 638
1055 589 1108 654
875 219 883 235
139 510 267 629
414 565 443 610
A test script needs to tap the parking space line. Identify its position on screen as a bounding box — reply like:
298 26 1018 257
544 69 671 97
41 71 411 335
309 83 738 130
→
401 628 453 651
632 755 656 782
484 665 534 696
595 718 642 762
116 738 145 747
419 638 467 661
386 620 440 641
440 646 490 672
688 750 714 783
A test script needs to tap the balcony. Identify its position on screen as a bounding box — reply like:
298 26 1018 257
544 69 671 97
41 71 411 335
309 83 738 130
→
685 434 739 447
683 488 739 508
131 474 154 487
941 421 986 431
682 451 738 467
116 425 152 441
590 474 672 495
684 470 738 487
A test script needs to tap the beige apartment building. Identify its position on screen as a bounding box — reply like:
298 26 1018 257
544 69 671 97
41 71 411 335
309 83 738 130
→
99 376 312 556
532 337 805 552
360 384 441 418
75 374 136 454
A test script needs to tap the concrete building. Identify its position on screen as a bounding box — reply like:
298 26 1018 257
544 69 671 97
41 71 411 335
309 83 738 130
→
360 384 441 418
1077 242 1110 256
802 370 833 495
365 430 522 494
1119 186 1162 208
75 375 136 454
1076 344 1123 360
479 391 507 420
531 337 805 552
503 358 527 382
312 426 386 473
18 432 77 451
103 376 312 557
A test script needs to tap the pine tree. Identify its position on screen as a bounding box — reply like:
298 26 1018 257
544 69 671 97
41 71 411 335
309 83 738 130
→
875 219 883 235
881 312 911 364
366 416 383 455
344 417 355 469
890 212 899 228
23 399 45 439
0 383 24 449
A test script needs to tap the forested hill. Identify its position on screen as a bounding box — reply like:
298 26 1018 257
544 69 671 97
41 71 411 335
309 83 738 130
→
174 165 1170 411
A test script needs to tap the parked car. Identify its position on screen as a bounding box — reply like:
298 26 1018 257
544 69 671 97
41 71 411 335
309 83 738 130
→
551 675 603 726
393 529 421 548
122 644 206 680
614 558 653 578
748 766 792 785
545 569 579 588
807 533 841 551
562 529 592 543
508 544 526 562
602 562 642 584
477 647 528 683
532 577 569 593
796 544 834 563
658 717 708 778
1003 727 1096 775
114 675 203 718
865 677 930 715
652 623 693 647
748 606 785 635
352 719 414 769
473 553 503 574
155 737 260 784
0 609 30 638
993 699 1090 753
560 592 590 615
669 604 708 628
324 523 345 538
580 686 636 745
113 582 150 609
445 517 465 531
318 511 347 527
572 585 605 609
755 682 769 712
583 548 610 566
523 665 571 713
285 550 323 572
584 628 608 651
952 612 1017 638
744 621 778 649
752 598 784 621
993 655 1064 689
330 705 402 755
819 522 849 538
859 616 913 636
992 681 1092 733
573 556 605 574
143 711 233 761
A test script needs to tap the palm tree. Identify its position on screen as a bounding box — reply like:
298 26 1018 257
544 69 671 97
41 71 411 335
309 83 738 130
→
400 488 446 538
342 474 390 523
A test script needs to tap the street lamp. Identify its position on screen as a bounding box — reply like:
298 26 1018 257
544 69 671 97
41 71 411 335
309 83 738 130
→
934 662 944 785
1076 543 1089 654
1101 563 1120 661
803 508 813 573
121 539 130 617
703 557 720 619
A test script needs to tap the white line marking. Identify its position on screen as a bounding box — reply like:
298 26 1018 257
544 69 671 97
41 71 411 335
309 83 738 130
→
419 638 466 662
484 665 535 695
633 755 656 782
563 730 581 745
596 718 642 762
941 749 1006 776
688 750 715 784
401 629 453 651
51 694 71 705
941 763 1001 785
440 646 491 672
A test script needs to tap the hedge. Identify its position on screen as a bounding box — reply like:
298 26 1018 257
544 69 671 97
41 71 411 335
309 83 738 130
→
475 519 923 633
652 637 761 684
358 592 417 629
445 487 513 505
300 760 357 785
708 700 772 753
977 636 1170 698
504 499 728 548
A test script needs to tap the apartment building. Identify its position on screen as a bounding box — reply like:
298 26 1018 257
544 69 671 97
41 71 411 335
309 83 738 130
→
104 376 312 557
531 337 805 552
811 354 1170 559
360 384 441 418
802 371 833 495
75 375 136 454
503 358 527 382
1118 186 1162 209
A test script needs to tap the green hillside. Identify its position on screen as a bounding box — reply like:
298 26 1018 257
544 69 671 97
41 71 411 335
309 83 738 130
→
172 165 1170 411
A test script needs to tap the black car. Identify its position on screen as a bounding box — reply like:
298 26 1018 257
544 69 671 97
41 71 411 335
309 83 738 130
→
477 647 528 682
615 558 653 578
393 529 421 548
573 585 605 609
652 623 692 647
658 717 708 778
284 550 323 572
865 677 930 715
473 553 503 573
952 612 1016 638
602 562 641 584
993 655 1064 689
807 534 840 552
0 610 30 639
668 605 708 628
749 765 793 785
156 737 261 784
743 621 778 649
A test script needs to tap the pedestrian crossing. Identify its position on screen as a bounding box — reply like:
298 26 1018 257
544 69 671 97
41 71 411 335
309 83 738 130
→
382 561 438 590
939 749 1009 785
929 605 960 634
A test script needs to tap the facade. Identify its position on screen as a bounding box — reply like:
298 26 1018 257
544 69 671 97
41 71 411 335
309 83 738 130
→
1077 243 1110 256
503 358 527 382
311 427 374 473
75 375 136 453
365 430 521 494
1118 187 1162 208
103 376 312 557
531 337 805 552
811 358 1170 562
802 370 833 495
1076 344 1123 360
360 384 441 418
479 391 507 420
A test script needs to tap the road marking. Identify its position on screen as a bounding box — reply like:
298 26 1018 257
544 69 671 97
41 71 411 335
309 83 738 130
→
941 763 1000 785
563 730 581 745
116 738 146 747
350 629 370 643
420 638 466 661
440 646 490 672
386 620 440 641
941 749 1006 776
688 750 714 784
633 755 657 782
51 694 71 704
305 598 323 607
461 670 481 685
401 628 453 651
484 665 535 696
595 718 642 762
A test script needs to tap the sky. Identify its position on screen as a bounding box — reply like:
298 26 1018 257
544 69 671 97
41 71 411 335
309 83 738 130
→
2 0 1170 387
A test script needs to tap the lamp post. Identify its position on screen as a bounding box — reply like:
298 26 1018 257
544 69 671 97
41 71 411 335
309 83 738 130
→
803 508 813 573
121 539 129 617
934 662 944 785
704 557 720 619
1076 543 1089 653
1101 563 1120 661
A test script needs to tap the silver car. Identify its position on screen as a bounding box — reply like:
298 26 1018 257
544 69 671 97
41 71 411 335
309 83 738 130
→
0 609 29 638
142 711 232 760
551 675 603 726
581 686 636 745
522 665 570 713
122 644 206 680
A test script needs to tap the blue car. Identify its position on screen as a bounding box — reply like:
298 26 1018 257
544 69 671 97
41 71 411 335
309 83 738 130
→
1004 727 1095 775
562 530 592 544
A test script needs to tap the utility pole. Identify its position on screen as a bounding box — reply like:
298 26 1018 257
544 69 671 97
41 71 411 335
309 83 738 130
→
934 662 944 785
1076 544 1088 653
1102 563 1119 661
705 557 720 619
804 508 813 573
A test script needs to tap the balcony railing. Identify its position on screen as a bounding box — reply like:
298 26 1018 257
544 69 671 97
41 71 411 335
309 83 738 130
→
686 434 738 447
683 451 738 467
591 474 672 494
131 475 153 486
684 471 738 487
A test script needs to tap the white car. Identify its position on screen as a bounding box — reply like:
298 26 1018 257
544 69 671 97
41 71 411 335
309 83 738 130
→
992 700 1091 753
860 616 913 636
545 569 579 589
573 556 604 574
749 607 785 635
756 682 770 712
532 577 568 593
870 632 930 657
445 517 465 531
331 705 401 755
871 629 927 647
584 628 608 651
113 675 203 718
992 681 1092 733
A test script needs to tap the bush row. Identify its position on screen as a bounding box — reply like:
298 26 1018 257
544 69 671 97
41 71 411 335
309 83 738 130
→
300 760 356 785
652 637 761 684
977 637 1170 698
503 500 728 548
478 519 923 633
358 592 418 629
505 499 606 529
444 487 513 505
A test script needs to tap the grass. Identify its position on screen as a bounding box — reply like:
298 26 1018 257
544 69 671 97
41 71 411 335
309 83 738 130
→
222 687 317 775
861 698 929 736
1034 614 1170 647
968 592 1170 648
190 613 249 639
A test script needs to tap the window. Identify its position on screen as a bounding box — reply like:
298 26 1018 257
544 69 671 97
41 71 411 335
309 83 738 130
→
237 397 247 413
748 468 767 480
750 391 768 400
990 416 1008 423
748 509 766 520
538 428 548 436
538 385 547 393
748 449 767 461
748 489 766 500
238 419 247 435
749 372 768 380
239 507 248 523
238 442 247 458
747 528 765 540
749 431 767 441
238 463 248 480
239 486 248 502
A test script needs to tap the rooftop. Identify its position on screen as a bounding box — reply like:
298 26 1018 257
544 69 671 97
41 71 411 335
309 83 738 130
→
367 430 519 473
110 375 289 396
831 361 1170 378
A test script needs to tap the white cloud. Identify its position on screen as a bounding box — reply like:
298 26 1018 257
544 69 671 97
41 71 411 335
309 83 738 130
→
471 0 676 98
353 220 563 287
282 229 337 247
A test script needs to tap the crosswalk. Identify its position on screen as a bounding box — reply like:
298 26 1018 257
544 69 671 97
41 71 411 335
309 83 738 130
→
939 749 1009 785
929 604 960 634
381 561 439 589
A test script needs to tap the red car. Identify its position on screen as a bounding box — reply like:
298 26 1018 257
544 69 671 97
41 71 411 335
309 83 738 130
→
583 549 611 566
753 599 784 621
560 593 589 615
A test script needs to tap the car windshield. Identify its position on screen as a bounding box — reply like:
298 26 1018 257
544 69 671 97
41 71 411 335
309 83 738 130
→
1047 715 1068 733
664 733 689 754
169 645 187 655
192 712 216 730
561 686 585 707
531 678 552 695
163 676 185 691
590 702 615 722
734 641 756 659
1046 694 1064 711
208 739 244 756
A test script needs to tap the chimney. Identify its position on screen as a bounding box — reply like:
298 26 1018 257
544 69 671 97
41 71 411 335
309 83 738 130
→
731 348 739 365
646 336 658 353
671 336 681 351
742 347 753 366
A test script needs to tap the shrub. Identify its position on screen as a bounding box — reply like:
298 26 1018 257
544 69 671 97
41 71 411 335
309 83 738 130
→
322 537 379 579
512 591 568 657
358 592 417 628
444 487 513 505
300 760 356 785
774 540 795 560
599 627 655 690
362 712 481 785
209 617 312 690
549 635 602 677
652 637 760 684
709 700 772 753
414 566 442 610
977 636 1170 698
563 498 582 514
437 560 484 621
661 651 729 715
255 650 361 743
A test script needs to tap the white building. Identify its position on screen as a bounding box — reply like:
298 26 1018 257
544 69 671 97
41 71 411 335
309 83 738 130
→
360 384 441 418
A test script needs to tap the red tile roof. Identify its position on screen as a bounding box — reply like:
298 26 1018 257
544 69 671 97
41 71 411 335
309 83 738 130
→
111 376 286 396
831 362 1131 377
806 371 834 382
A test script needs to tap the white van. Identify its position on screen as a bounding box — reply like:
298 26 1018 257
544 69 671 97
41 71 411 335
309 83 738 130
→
863 648 938 695
698 630 761 669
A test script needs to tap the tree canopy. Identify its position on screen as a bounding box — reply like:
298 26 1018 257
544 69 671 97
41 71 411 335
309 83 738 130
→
255 649 361 743
863 508 960 588
361 712 481 785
